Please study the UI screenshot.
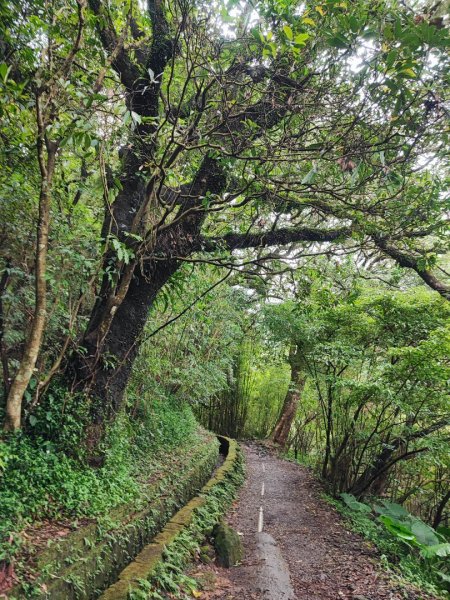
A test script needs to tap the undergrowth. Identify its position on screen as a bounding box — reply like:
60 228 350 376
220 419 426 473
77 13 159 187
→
327 495 449 599
0 387 199 565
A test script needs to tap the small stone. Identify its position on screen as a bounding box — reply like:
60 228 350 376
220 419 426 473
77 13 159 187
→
199 544 215 564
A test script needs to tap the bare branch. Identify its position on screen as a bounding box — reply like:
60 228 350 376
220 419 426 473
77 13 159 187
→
206 226 353 251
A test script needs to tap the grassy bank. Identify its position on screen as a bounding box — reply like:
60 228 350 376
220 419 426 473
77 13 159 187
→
0 395 218 597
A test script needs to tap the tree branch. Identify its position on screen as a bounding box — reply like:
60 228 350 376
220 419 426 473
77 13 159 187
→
204 225 353 251
373 236 450 301
88 0 140 90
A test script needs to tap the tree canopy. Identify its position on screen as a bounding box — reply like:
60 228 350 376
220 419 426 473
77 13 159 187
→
0 0 449 444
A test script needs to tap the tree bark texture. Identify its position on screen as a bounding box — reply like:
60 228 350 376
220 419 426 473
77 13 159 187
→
4 123 57 431
272 347 305 449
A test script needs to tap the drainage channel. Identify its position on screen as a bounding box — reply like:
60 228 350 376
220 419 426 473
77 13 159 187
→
98 436 236 600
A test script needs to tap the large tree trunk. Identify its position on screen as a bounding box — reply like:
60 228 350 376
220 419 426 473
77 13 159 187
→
272 347 305 449
78 258 178 400
68 156 226 455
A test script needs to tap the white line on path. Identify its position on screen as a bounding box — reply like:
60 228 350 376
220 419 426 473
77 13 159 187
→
258 506 264 533
257 460 266 532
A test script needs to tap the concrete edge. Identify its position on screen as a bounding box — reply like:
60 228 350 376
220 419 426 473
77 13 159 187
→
99 436 241 600
8 433 220 600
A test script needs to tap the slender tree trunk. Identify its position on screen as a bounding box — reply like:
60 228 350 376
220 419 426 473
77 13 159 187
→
272 347 305 449
327 399 367 491
321 386 334 479
0 260 11 400
433 489 450 529
350 419 449 497
4 107 57 431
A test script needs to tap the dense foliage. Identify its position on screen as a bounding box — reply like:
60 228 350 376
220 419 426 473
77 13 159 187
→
1 0 449 436
0 395 200 563
333 494 450 597
0 0 449 596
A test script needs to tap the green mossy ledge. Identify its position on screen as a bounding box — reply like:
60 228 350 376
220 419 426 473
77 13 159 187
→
9 433 220 600
99 436 243 600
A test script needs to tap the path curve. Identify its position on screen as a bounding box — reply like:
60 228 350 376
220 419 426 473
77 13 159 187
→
208 443 436 600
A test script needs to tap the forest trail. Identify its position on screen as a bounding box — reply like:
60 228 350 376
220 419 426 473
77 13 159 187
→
198 444 434 600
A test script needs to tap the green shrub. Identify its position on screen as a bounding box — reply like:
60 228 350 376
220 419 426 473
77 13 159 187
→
333 494 449 597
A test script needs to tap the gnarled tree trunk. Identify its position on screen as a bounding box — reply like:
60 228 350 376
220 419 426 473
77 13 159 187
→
272 346 305 449
68 156 226 454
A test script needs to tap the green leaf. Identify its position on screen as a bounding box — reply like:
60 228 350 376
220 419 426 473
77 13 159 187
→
283 25 293 40
401 32 421 50
375 500 409 519
302 17 316 27
385 50 398 69
349 15 359 33
0 63 11 82
294 33 309 46
328 34 349 49
399 68 417 79
420 543 450 558
411 520 440 546
378 515 416 543
250 27 263 43
301 166 317 184
131 111 142 124
340 493 372 513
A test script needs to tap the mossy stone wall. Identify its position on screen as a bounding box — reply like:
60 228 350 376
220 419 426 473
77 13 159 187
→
9 436 219 600
99 436 243 600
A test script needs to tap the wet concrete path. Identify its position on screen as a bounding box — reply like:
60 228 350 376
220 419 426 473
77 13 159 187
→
214 443 436 600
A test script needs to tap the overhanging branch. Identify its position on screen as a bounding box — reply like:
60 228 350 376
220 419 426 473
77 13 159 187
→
373 236 450 301
204 226 353 251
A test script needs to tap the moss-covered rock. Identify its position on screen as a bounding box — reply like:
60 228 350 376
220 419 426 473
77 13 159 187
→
213 522 243 568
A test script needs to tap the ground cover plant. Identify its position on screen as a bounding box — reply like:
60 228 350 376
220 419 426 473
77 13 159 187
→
330 494 450 598
0 396 203 576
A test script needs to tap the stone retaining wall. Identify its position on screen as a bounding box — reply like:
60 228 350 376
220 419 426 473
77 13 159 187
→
9 435 219 600
99 436 242 600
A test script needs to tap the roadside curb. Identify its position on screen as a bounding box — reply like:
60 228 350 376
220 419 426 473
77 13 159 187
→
99 436 243 600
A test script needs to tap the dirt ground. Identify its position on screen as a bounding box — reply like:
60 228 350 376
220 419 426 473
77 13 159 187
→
189 443 438 600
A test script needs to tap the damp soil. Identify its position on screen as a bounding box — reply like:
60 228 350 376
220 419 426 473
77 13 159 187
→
190 443 439 600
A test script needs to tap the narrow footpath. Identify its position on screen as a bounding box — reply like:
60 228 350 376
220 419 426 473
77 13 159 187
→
195 443 436 600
